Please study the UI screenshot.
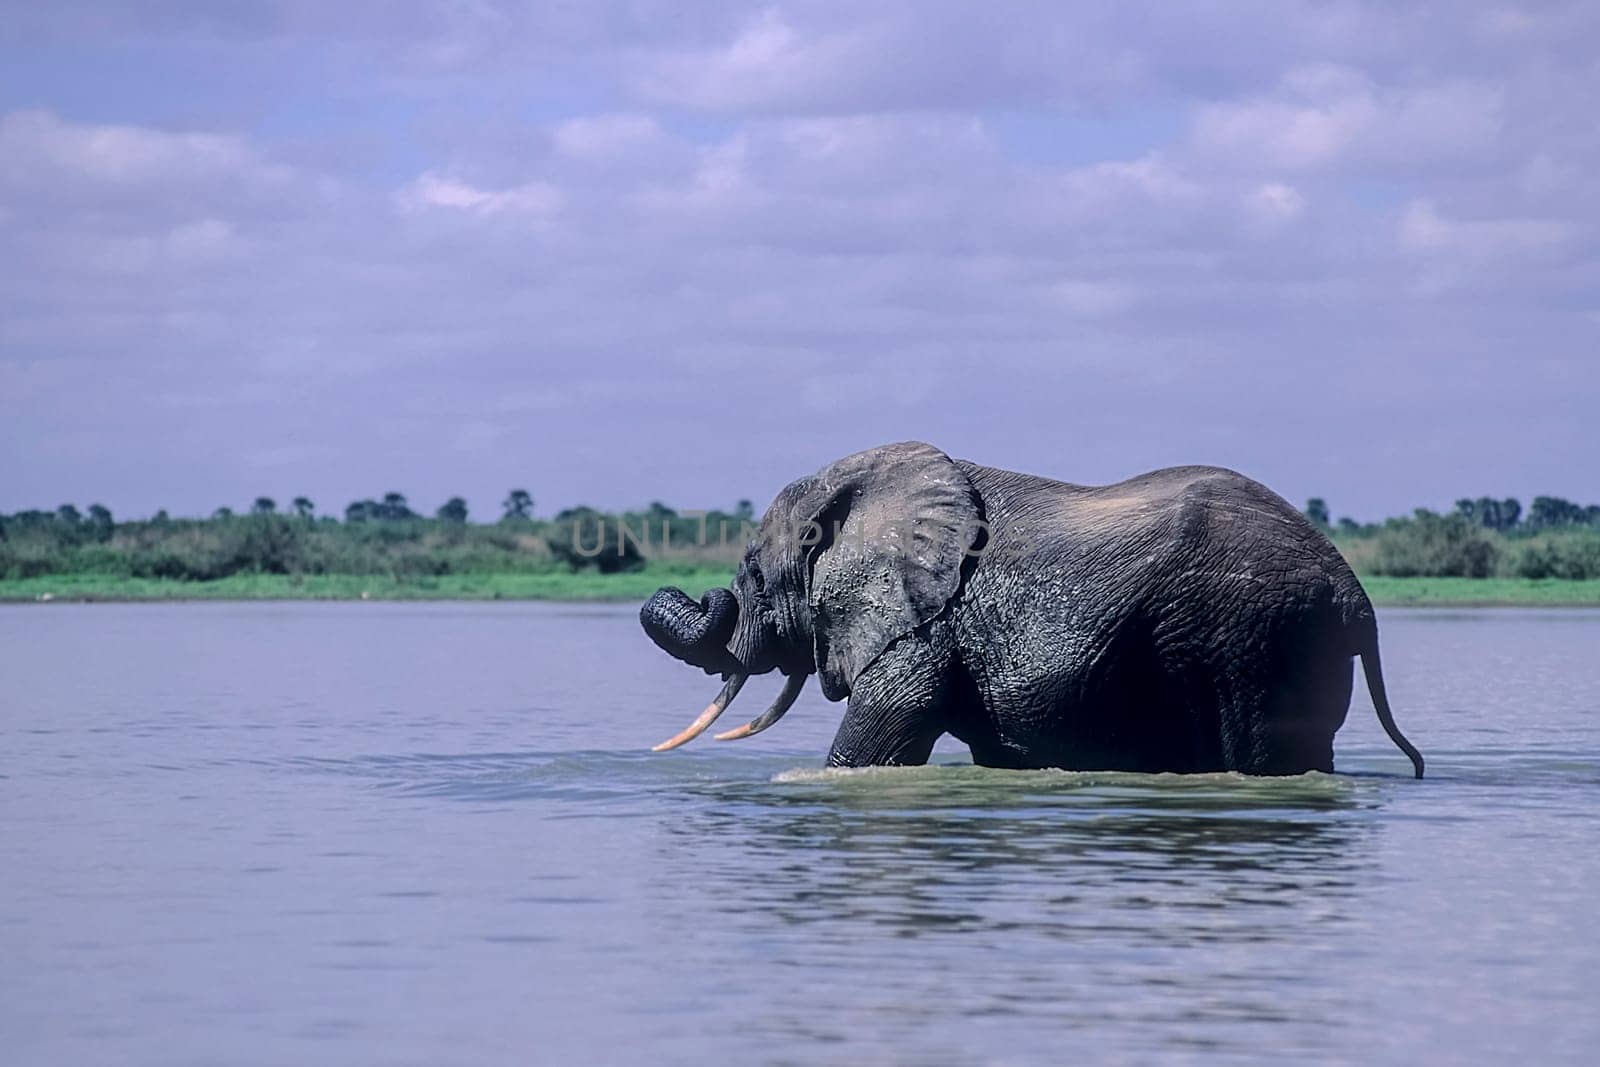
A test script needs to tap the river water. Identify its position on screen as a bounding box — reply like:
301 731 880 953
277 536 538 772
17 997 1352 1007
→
3 603 1597 1064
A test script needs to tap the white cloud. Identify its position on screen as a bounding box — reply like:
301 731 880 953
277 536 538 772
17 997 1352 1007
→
1194 69 1375 171
1396 198 1577 296
1399 198 1570 257
397 171 564 217
551 114 667 159
1241 182 1307 231
1 108 242 179
633 7 879 112
1191 67 1504 175
0 109 293 196
1060 156 1199 209
166 218 239 261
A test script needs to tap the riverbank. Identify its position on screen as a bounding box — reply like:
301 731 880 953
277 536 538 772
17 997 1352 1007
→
1356 576 1600 607
0 568 736 604
4 571 1600 606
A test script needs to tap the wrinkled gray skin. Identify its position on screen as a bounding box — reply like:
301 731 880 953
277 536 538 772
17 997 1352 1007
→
642 442 1424 777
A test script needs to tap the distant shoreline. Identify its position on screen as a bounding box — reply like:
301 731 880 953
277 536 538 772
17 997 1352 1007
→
4 571 1600 607
0 567 736 604
1356 576 1600 607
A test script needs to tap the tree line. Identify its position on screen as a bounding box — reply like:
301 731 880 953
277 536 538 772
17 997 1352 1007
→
3 490 1599 583
1305 495 1600 535
0 492 758 583
211 490 519 524
1302 495 1600 580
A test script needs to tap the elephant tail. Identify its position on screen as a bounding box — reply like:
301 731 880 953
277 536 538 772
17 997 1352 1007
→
1357 637 1425 779
1333 570 1424 779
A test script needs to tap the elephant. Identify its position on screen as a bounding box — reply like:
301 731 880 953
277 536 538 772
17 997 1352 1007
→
640 441 1423 778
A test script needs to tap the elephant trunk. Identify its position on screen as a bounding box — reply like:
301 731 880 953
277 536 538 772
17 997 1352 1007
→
640 586 742 676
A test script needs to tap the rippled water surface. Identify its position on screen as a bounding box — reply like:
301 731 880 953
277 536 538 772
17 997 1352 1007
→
4 603 1598 1064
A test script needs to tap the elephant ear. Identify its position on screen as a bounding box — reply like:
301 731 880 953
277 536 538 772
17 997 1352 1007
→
802 442 982 700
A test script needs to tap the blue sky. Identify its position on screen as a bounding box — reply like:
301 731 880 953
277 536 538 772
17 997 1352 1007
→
2 2 1596 522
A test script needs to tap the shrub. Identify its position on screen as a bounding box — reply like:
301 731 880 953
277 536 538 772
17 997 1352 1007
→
546 509 646 573
1370 510 1498 578
1510 533 1600 580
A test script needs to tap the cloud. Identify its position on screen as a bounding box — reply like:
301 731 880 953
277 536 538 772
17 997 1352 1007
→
2 108 253 181
1191 67 1505 174
1246 182 1306 225
551 114 667 160
2 3 1599 520
397 172 564 218
1397 198 1577 293
1399 198 1571 257
0 109 300 213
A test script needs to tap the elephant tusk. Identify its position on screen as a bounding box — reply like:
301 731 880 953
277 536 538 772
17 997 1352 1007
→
714 673 807 741
651 673 748 752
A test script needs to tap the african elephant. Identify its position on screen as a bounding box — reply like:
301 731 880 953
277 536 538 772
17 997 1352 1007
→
640 442 1423 777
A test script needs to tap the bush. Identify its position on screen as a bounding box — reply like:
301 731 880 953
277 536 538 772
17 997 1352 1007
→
1369 510 1499 578
546 509 646 573
1509 534 1600 580
0 547 62 579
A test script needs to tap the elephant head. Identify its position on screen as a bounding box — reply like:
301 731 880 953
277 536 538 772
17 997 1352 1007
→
641 441 983 750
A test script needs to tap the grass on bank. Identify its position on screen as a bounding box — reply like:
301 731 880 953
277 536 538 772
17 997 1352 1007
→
0 566 736 603
4 570 1600 607
1355 576 1600 607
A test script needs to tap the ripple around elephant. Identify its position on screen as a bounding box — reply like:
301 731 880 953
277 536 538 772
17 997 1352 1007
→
640 442 1424 778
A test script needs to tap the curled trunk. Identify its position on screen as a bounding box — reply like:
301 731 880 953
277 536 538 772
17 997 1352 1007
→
639 586 741 675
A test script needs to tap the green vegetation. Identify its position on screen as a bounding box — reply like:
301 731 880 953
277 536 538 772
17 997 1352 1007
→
4 570 1595 606
0 493 752 584
4 488 1600 605
0 491 751 602
1356 577 1600 607
1326 495 1600 581
0 566 736 603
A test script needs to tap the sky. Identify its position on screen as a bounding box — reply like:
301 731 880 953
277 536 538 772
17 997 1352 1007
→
1 2 1596 523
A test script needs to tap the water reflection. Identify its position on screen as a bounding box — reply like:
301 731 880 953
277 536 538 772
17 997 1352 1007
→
675 770 1376 939
648 767 1381 1055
